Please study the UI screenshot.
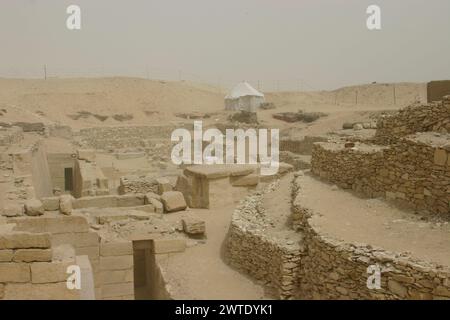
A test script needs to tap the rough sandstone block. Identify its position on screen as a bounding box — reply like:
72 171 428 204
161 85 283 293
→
0 263 31 283
116 194 145 207
149 198 164 214
51 232 99 249
3 282 80 300
59 195 74 215
41 196 60 211
1 204 24 217
157 177 173 195
24 199 44 216
77 149 96 162
99 255 133 271
31 261 73 284
100 242 133 257
230 174 259 186
182 216 206 235
98 269 134 285
160 191 187 213
0 232 51 249
144 192 161 204
0 249 14 262
101 282 134 299
151 238 186 254
13 249 52 262
12 216 89 234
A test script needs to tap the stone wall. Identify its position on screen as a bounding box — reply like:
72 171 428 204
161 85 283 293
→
291 174 450 300
427 81 450 103
98 241 134 300
78 125 183 151
311 133 450 216
280 135 328 155
0 229 80 300
226 188 303 299
119 175 159 195
375 97 450 143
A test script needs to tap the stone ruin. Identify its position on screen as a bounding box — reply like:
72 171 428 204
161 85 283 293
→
1 97 449 300
225 96 450 300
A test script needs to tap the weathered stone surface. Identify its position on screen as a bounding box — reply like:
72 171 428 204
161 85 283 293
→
100 255 133 271
0 263 30 282
98 269 134 285
13 249 52 262
0 232 51 249
1 204 24 217
151 238 186 254
51 232 99 249
101 282 134 299
157 177 173 195
59 195 74 215
41 196 60 211
0 249 13 262
144 192 161 204
149 198 164 214
100 242 132 257
77 149 96 162
182 216 206 235
3 282 80 300
12 216 89 234
31 261 73 283
231 174 259 186
160 191 187 213
24 199 44 216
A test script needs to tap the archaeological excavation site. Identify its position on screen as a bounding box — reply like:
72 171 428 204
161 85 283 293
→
0 77 449 301
1 1 450 307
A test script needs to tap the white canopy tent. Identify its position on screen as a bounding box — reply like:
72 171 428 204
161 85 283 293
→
225 82 265 112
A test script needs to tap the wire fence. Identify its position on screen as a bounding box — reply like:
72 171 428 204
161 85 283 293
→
0 65 320 93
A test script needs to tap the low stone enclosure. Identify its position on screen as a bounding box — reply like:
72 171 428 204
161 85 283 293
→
224 97 450 300
225 171 450 300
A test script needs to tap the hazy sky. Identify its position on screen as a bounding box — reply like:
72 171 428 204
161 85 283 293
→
1 0 450 90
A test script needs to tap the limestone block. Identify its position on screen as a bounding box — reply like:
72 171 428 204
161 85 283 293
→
0 249 13 262
0 263 30 283
98 269 134 285
99 255 133 271
24 199 44 216
160 191 187 213
149 198 164 214
100 242 133 257
12 216 89 234
41 197 60 211
59 195 74 215
182 216 206 235
0 232 51 249
30 261 73 284
1 204 24 217
174 174 193 207
72 195 117 209
144 192 161 204
231 174 259 187
3 282 80 300
151 238 186 254
157 177 173 195
116 194 145 207
101 282 134 299
13 249 52 262
388 280 407 298
51 232 99 249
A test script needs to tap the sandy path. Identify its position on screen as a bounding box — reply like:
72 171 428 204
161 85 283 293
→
157 205 270 300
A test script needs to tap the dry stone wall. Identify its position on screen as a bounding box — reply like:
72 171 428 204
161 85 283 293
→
375 97 450 143
291 174 450 300
311 133 450 216
226 186 303 299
